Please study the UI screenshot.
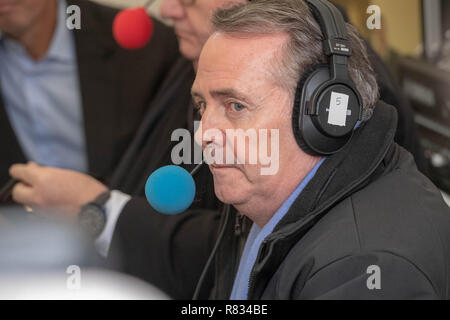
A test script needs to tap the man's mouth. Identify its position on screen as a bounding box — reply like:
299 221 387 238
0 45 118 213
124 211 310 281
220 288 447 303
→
174 28 193 40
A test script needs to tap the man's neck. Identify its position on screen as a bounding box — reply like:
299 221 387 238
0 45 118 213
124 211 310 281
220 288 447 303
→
237 156 322 228
12 0 58 61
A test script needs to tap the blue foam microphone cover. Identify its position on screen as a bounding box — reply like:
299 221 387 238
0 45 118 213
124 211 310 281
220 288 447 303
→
145 165 196 215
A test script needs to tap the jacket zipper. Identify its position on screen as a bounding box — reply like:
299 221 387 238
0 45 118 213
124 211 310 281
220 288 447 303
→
247 239 268 298
235 212 245 236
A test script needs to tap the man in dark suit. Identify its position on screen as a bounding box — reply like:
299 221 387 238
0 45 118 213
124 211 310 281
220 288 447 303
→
5 0 223 299
0 0 180 190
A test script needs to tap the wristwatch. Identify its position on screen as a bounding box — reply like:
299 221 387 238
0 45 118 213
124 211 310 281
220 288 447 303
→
78 190 111 238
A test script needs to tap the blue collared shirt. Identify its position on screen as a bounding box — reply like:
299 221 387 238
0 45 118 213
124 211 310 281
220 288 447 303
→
230 158 326 300
0 0 87 172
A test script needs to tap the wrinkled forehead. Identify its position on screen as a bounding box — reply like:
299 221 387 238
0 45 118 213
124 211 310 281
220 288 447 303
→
193 32 289 91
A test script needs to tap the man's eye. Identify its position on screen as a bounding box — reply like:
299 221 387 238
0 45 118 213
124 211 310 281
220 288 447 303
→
196 102 206 113
231 102 245 112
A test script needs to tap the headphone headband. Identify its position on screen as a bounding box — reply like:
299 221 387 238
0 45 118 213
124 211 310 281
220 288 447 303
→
305 0 352 82
305 0 351 56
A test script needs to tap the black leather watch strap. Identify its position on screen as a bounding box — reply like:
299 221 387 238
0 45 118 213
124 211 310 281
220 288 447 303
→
91 190 111 207
78 190 111 238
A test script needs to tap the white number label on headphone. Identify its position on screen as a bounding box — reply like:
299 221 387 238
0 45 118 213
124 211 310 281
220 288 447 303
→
328 92 349 127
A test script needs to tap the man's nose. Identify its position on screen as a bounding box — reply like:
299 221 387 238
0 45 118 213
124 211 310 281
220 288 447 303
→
194 121 203 148
160 0 185 20
195 107 226 149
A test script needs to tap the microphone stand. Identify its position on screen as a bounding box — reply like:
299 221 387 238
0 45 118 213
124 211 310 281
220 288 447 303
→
192 204 231 300
190 162 204 176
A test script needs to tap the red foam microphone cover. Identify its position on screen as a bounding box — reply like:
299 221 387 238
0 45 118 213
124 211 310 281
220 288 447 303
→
113 7 154 50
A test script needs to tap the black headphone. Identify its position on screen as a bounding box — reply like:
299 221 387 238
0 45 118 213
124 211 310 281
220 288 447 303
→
292 0 369 156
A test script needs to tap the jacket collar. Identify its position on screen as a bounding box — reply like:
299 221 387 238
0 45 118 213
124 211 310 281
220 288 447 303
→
66 0 117 57
0 0 74 63
273 101 398 237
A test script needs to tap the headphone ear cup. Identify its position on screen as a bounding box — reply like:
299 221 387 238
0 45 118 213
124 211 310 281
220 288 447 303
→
293 64 362 156
292 64 330 156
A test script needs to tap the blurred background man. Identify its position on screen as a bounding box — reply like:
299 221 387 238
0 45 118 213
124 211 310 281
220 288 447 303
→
0 0 179 190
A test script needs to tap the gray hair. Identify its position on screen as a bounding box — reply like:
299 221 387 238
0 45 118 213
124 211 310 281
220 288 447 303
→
211 0 379 111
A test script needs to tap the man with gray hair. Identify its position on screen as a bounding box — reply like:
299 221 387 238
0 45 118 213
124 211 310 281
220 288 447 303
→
190 0 450 299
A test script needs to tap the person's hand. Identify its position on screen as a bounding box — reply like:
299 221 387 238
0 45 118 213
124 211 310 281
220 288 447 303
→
9 162 108 221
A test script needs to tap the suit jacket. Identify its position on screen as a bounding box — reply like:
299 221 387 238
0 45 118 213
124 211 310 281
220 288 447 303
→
0 0 180 188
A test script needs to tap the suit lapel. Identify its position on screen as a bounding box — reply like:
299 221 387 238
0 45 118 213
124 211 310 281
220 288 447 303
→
0 92 26 186
70 0 120 181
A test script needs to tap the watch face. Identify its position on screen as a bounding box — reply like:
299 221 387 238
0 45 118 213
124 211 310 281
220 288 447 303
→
79 205 106 237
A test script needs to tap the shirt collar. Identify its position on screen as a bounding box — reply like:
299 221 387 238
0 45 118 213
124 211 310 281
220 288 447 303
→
0 0 74 62
46 0 75 62
247 157 327 239
261 156 327 233
230 157 326 299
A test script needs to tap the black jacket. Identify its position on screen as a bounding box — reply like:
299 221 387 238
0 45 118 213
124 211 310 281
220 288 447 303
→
211 101 450 299
0 0 179 187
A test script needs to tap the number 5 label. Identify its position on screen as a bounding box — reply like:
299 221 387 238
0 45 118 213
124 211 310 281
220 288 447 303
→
328 92 349 127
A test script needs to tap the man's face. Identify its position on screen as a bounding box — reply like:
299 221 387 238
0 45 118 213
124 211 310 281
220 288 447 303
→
160 0 243 61
193 33 317 220
0 0 51 38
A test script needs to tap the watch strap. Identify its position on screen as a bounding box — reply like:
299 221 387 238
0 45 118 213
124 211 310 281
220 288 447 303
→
91 190 111 207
